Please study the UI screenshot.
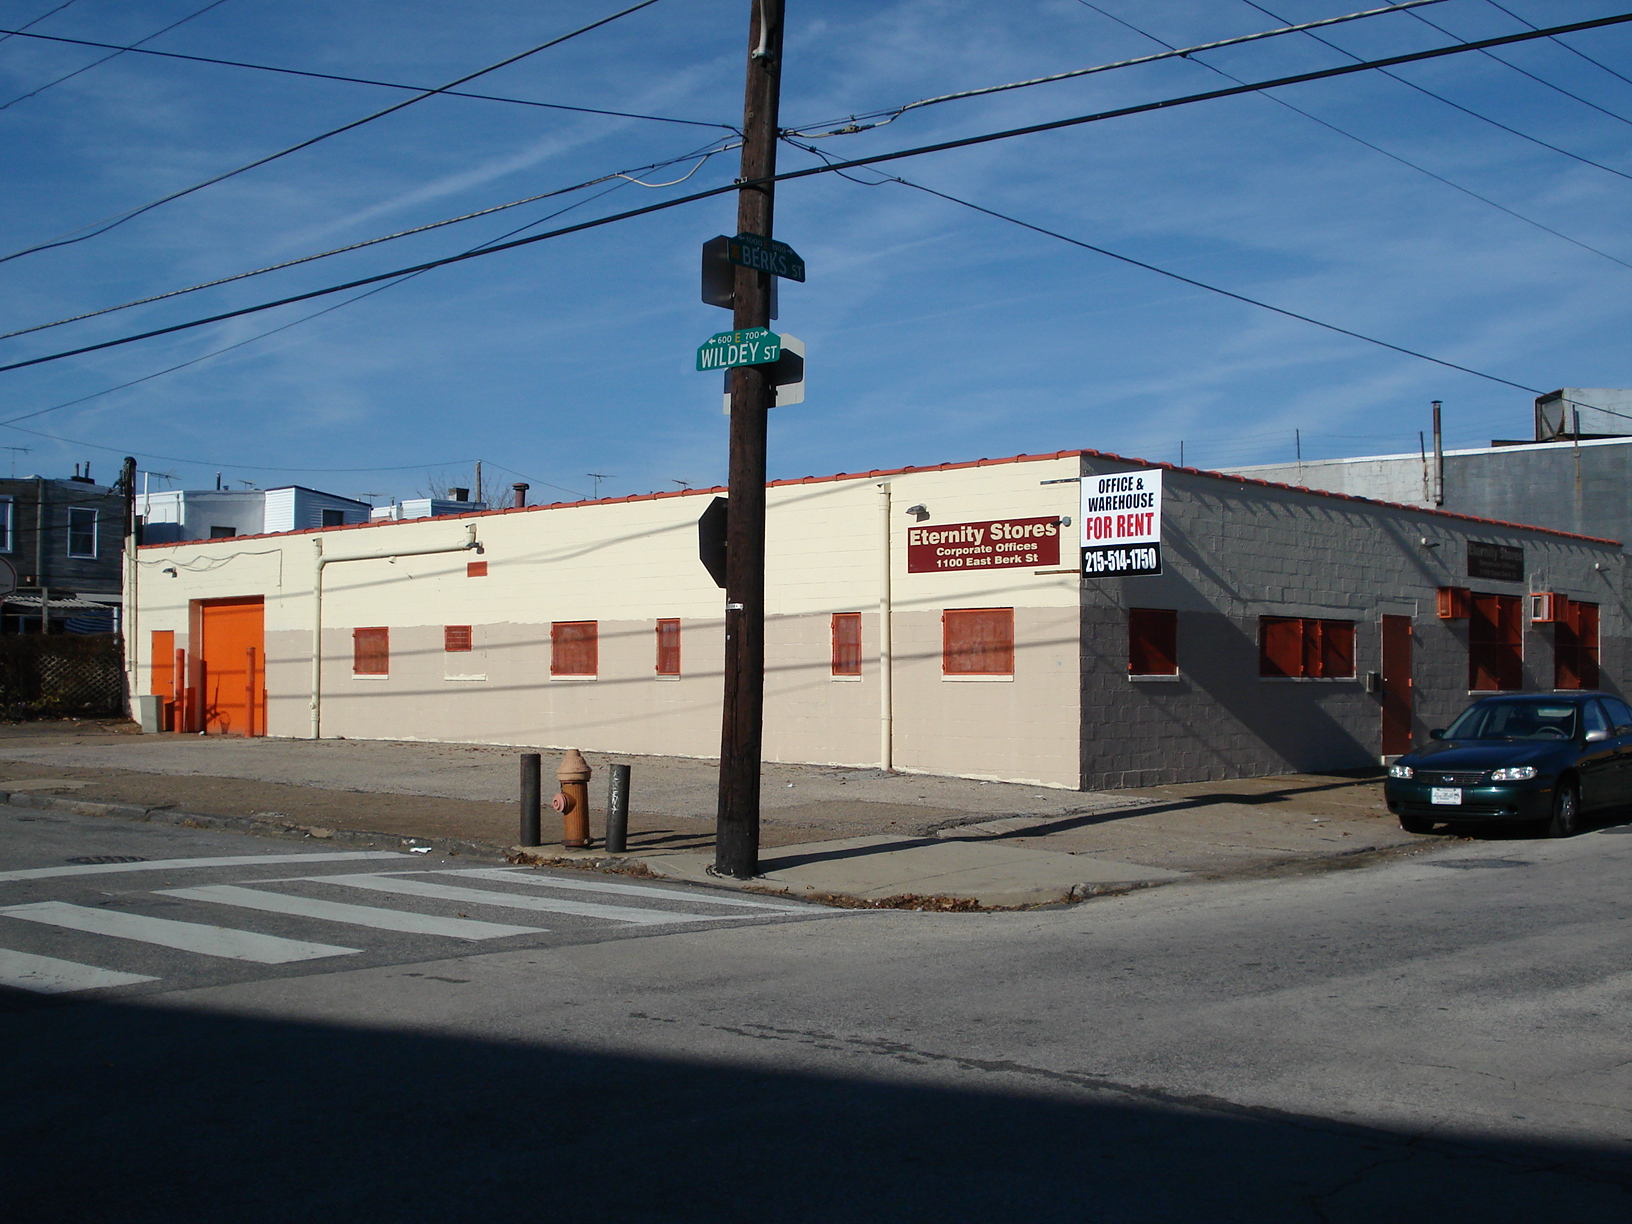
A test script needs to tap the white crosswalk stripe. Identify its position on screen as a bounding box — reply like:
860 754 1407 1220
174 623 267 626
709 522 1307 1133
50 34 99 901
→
0 901 360 963
0 947 157 993
440 868 810 910
300 873 747 926
0 855 822 995
0 851 411 884
159 884 545 940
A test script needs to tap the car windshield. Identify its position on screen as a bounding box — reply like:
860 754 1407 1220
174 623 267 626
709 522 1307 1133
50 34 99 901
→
1444 701 1579 741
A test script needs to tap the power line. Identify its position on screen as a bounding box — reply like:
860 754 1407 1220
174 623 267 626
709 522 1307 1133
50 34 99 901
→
1239 1 1632 182
0 0 668 266
796 141 1544 395
0 0 232 113
0 169 643 433
0 137 738 342
2 9 1628 378
784 0 1450 138
1483 0 1632 88
1400 3 1632 126
0 24 733 130
1073 2 1632 271
0 0 80 47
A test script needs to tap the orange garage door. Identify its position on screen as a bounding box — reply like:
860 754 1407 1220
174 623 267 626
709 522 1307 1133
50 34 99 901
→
197 597 265 736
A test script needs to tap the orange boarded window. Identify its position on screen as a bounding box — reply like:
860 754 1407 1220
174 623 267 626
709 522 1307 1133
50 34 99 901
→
942 608 1014 676
444 625 472 653
353 627 389 676
656 618 681 675
831 612 862 676
1128 608 1177 675
1259 617 1355 679
1469 594 1522 691
1554 599 1599 690
552 621 597 677
466 561 488 578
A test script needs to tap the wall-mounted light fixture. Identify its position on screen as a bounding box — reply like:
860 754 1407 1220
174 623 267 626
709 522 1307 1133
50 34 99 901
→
162 567 177 577
1059 515 1073 528
904 504 929 522
1419 537 1440 549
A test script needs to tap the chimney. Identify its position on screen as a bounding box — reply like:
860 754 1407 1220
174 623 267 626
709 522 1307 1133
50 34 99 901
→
511 482 529 509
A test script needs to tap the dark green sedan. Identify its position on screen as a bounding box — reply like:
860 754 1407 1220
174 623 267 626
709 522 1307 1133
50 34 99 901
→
1384 692 1632 838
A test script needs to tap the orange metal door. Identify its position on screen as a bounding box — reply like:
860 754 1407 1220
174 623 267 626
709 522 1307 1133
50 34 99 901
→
1381 615 1413 756
150 630 176 732
197 598 265 736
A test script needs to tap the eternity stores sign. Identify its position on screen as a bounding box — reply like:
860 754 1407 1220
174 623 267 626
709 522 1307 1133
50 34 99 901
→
1081 468 1163 576
907 516 1062 573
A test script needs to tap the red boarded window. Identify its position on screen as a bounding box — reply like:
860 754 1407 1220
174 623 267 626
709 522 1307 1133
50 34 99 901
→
656 619 681 675
1554 599 1599 690
1128 608 1177 676
353 627 389 676
831 613 862 676
444 625 472 653
943 608 1014 676
1259 618 1355 679
1469 594 1523 691
552 621 597 677
466 561 488 578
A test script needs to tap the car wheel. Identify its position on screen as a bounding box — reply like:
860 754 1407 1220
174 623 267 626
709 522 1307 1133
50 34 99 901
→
1546 781 1580 838
1398 811 1436 835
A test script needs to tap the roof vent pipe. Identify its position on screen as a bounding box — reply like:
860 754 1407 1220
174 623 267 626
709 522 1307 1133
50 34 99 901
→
512 482 529 508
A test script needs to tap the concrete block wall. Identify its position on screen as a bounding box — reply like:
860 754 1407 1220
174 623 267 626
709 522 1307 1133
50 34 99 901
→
1079 457 1626 789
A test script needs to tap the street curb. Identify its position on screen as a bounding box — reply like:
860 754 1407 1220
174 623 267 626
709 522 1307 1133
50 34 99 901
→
1 789 1453 912
0 789 513 863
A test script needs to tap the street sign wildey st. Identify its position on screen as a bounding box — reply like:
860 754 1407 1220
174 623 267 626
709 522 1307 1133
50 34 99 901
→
697 328 782 372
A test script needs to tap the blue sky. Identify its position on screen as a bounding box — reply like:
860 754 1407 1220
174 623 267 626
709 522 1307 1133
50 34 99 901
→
0 0 1628 504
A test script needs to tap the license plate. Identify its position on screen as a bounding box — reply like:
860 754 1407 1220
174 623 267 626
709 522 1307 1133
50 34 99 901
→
1430 787 1463 806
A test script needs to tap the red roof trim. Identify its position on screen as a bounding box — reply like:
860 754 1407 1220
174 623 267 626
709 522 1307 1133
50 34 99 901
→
138 446 1619 550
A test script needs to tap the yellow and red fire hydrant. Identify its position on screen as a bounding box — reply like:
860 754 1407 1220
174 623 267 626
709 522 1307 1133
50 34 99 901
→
551 748 592 848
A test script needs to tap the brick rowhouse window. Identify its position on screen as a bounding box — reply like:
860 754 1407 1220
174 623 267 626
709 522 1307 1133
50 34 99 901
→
655 619 681 675
1469 593 1523 691
1128 608 1177 676
353 627 389 676
942 608 1014 677
1259 617 1356 679
444 625 472 653
831 612 862 677
1554 599 1600 690
551 621 598 677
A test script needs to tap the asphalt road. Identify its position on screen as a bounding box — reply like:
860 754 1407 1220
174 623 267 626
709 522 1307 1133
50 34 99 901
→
3 809 1628 1222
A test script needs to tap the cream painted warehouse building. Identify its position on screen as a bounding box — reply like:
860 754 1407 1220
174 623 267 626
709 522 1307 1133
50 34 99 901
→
129 449 1625 791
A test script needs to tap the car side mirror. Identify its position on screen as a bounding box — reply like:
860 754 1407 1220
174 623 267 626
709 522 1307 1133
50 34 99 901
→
1428 729 1444 740
1585 728 1610 744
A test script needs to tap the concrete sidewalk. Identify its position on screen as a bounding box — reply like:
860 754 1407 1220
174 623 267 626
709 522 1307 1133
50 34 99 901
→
0 720 1435 908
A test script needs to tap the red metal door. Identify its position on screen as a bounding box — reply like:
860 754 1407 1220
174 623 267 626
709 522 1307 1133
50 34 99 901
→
1381 615 1413 756
197 598 265 736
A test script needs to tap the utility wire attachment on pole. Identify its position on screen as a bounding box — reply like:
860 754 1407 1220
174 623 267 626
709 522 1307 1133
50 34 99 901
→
715 0 785 880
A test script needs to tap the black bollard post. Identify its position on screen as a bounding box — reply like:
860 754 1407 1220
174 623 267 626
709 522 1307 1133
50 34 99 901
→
520 753 542 846
606 763 631 854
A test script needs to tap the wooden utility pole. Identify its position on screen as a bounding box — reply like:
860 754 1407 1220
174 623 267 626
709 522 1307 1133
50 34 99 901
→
715 0 785 879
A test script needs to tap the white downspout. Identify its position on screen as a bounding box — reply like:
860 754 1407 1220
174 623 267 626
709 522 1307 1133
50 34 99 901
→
310 524 479 740
878 481 893 772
